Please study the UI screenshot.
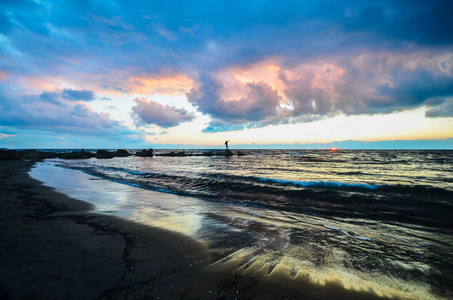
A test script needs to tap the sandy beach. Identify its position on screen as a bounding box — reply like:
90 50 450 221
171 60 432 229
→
0 160 409 299
0 161 222 299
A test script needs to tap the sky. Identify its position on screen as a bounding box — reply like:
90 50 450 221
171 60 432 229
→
1 0 453 149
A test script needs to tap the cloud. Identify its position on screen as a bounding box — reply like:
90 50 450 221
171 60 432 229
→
1 0 453 137
131 98 195 128
129 73 194 95
185 51 453 131
3 0 450 83
202 121 249 133
61 88 95 101
0 89 128 135
0 133 14 139
38 91 61 105
345 1 453 46
425 98 453 118
279 52 453 117
0 70 8 79
31 88 98 105
113 87 128 93
187 73 290 131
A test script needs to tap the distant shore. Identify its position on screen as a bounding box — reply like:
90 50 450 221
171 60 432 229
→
0 160 397 299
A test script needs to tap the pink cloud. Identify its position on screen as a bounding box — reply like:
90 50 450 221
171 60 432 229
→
0 133 15 139
131 97 195 127
128 73 195 95
186 50 453 132
0 71 8 80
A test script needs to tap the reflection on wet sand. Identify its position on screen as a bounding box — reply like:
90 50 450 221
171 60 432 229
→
208 245 434 299
129 195 204 236
131 197 435 299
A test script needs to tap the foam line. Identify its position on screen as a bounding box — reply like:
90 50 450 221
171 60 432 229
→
255 177 380 190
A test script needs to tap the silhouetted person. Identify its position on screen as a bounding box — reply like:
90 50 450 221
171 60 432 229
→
224 140 230 150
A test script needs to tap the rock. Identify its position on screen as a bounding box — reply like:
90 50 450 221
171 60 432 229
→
135 149 153 157
21 150 60 161
0 149 63 161
60 150 94 159
211 150 234 156
157 151 185 157
224 150 234 156
114 149 130 157
20 150 48 161
0 149 24 160
200 151 214 156
95 150 115 159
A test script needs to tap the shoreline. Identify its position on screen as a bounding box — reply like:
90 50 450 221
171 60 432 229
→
0 161 218 299
1 160 400 299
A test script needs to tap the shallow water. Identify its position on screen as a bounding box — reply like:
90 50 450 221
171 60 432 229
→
30 149 453 299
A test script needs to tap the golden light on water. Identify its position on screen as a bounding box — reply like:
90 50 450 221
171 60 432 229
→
209 245 434 300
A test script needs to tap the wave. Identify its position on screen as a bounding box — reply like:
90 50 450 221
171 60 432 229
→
324 226 372 241
254 177 381 190
61 162 453 201
59 162 153 177
333 171 365 176
70 167 189 197
54 160 453 229
113 167 150 176
251 152 306 156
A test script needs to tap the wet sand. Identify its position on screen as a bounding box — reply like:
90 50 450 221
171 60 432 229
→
0 161 396 299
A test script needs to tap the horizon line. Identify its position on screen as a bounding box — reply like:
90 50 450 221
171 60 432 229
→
4 138 453 150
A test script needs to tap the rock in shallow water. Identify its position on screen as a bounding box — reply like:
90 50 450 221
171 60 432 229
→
135 149 154 157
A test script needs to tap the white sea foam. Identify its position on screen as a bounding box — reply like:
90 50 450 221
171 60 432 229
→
255 177 380 190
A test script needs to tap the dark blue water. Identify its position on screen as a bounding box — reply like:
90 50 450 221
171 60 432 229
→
32 149 453 299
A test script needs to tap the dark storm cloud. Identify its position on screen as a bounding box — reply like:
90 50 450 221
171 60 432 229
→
280 54 453 117
3 0 451 73
1 0 452 133
187 74 288 131
373 71 453 109
186 51 453 131
425 99 453 118
131 98 195 128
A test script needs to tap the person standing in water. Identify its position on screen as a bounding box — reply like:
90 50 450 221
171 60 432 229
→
224 140 230 150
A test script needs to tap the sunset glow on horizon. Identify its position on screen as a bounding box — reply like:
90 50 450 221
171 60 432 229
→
1 1 452 149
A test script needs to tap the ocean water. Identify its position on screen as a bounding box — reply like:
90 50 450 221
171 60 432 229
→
30 149 453 299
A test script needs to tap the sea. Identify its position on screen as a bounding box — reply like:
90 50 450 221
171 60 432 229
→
29 149 453 299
